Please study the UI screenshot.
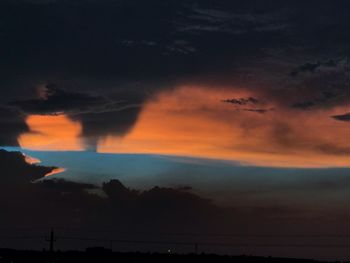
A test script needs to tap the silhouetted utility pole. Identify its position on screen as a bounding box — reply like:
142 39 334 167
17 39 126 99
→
46 228 56 253
194 242 198 254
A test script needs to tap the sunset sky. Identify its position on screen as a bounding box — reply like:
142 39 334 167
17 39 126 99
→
2 0 350 260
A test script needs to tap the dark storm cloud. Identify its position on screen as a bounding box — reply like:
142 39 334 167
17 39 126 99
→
10 84 108 115
222 97 259 106
222 97 273 114
10 84 140 116
2 0 350 145
9 84 142 145
289 59 340 77
287 58 350 110
0 149 54 183
0 0 296 90
331 112 350 122
74 107 142 149
0 107 28 146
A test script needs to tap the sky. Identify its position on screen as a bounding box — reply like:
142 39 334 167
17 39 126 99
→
2 0 350 260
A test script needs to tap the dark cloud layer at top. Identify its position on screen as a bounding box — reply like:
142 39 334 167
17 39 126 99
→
2 0 350 145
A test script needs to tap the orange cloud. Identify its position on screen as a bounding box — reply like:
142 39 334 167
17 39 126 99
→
98 86 350 167
22 153 41 165
18 115 84 151
16 86 350 167
44 167 66 177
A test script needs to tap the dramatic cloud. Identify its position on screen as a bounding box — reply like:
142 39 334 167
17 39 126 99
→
95 86 350 167
9 84 142 147
1 0 350 152
3 1 350 259
1 1 350 161
74 107 142 149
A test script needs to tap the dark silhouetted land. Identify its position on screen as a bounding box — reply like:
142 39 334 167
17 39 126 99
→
0 247 344 263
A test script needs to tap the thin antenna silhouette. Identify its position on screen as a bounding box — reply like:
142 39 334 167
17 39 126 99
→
46 228 56 253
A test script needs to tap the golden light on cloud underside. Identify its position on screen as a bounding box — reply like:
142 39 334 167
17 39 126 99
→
98 86 350 168
18 115 84 151
22 153 41 165
44 167 66 177
17 86 350 167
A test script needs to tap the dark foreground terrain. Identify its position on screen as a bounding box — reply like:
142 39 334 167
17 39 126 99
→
0 248 344 263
